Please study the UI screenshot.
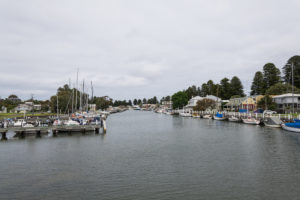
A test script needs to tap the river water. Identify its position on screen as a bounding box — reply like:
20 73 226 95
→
0 110 300 200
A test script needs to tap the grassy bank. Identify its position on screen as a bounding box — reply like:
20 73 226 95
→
0 113 56 120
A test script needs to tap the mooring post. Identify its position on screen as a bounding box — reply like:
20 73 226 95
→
36 130 41 138
20 131 25 139
103 120 107 134
95 127 99 134
53 130 57 137
1 131 7 141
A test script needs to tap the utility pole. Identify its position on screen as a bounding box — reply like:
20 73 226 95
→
292 62 294 114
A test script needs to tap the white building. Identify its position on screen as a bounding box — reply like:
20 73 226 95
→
186 96 203 108
272 93 300 113
185 95 222 111
15 102 42 112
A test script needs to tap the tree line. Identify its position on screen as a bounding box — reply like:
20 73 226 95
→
251 55 300 95
168 76 245 109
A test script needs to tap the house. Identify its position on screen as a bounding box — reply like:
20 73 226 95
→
185 96 203 108
15 104 32 112
14 102 42 113
185 95 222 111
272 93 300 113
224 95 263 111
161 100 173 109
0 106 7 113
89 104 96 112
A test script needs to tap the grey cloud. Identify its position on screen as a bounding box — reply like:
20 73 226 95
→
0 0 299 100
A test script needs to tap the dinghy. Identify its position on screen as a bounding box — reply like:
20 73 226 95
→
281 122 300 133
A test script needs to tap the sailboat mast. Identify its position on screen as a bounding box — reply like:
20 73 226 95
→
75 68 79 111
57 95 59 118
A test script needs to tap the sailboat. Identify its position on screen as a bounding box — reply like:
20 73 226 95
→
228 116 241 122
281 62 300 132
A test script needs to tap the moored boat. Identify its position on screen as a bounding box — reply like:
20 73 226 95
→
214 113 226 121
281 122 300 133
242 118 260 125
228 116 241 122
263 117 282 128
203 115 212 119
179 112 192 117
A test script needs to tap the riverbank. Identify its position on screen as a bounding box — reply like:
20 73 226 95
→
0 112 56 120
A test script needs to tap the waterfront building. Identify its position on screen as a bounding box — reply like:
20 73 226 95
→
224 95 263 111
14 102 42 113
272 93 300 113
0 106 7 113
89 104 96 112
186 96 203 108
185 95 221 111
161 100 173 109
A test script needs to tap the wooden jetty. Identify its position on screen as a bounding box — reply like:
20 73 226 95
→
0 124 105 141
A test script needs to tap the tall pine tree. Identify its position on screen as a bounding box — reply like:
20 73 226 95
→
282 55 300 88
250 71 264 95
230 76 245 97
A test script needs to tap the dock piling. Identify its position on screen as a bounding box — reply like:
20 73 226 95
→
36 130 41 138
1 131 7 141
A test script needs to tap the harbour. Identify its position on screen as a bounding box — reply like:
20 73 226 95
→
0 110 299 200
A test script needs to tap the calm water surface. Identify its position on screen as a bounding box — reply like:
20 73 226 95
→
0 111 300 200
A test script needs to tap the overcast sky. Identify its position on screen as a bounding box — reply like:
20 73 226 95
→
0 0 299 100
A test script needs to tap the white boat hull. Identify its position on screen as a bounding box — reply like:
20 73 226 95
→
203 115 212 119
179 113 192 117
281 124 300 132
214 116 226 121
228 117 240 122
264 123 281 128
242 119 260 125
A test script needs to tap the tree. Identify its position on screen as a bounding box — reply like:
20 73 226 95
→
153 96 158 104
257 95 276 110
200 83 209 96
171 91 189 109
282 55 300 88
207 80 216 95
193 98 216 111
265 83 300 95
142 98 147 104
263 63 281 91
251 71 264 95
220 78 231 100
230 76 244 97
137 99 142 105
133 99 138 105
94 96 113 110
128 100 132 106
184 85 199 99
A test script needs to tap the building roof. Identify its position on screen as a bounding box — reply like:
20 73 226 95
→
272 93 300 98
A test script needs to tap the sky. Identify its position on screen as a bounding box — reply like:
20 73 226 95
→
0 0 299 101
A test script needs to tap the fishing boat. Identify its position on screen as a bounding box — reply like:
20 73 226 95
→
64 119 80 126
13 119 27 127
281 122 300 133
53 119 62 126
214 113 226 121
203 115 212 119
228 116 241 122
179 112 192 117
242 118 260 125
263 117 282 128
